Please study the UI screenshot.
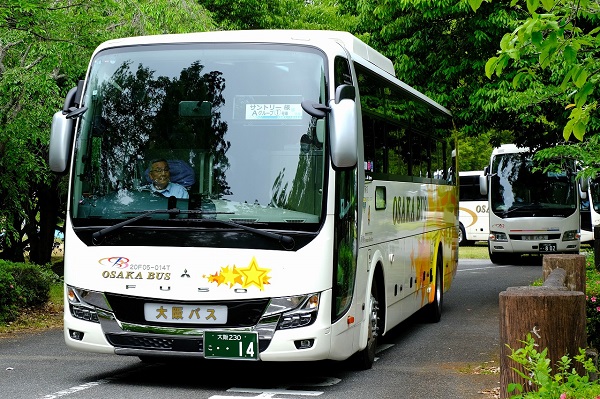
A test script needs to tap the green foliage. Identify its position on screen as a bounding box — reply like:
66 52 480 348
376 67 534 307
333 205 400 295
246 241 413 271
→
534 134 600 180
585 251 600 351
0 0 214 264
341 0 569 153
0 260 58 324
459 130 507 171
477 0 600 142
197 0 356 31
507 333 600 398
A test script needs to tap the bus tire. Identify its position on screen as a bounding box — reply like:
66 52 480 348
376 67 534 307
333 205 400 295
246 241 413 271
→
423 250 443 323
458 223 472 246
488 245 521 265
353 280 380 370
488 242 509 264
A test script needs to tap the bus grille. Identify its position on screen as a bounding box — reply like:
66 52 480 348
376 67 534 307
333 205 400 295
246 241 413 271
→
104 293 269 328
105 334 271 353
106 334 187 351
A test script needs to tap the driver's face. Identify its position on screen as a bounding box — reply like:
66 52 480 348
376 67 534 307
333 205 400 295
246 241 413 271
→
149 161 170 190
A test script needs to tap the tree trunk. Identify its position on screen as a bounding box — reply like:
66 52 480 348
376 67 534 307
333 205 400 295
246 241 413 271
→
499 289 586 398
30 176 62 265
542 254 586 293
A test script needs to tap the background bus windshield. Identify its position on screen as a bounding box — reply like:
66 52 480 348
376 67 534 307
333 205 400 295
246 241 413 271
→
72 44 327 226
490 153 576 217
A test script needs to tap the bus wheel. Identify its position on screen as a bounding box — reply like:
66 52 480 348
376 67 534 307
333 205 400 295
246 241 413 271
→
423 251 443 323
353 281 380 370
458 224 472 246
458 223 465 245
488 242 508 264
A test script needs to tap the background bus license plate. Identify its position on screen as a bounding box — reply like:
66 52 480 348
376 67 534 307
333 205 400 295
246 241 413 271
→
539 243 557 252
144 303 227 324
204 331 259 360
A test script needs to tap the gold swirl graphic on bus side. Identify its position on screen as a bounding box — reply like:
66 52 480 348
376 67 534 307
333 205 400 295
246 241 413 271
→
459 207 478 228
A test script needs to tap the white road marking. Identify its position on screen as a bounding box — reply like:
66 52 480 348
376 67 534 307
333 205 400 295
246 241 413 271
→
37 379 113 399
376 343 394 354
458 265 510 272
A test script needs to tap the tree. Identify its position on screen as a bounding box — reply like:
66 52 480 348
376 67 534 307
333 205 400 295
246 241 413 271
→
335 1 599 156
197 0 357 31
0 0 214 263
470 0 599 142
459 132 495 171
337 2 520 139
469 0 599 176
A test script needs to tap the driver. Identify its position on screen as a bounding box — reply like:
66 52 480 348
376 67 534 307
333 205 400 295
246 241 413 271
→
148 159 189 199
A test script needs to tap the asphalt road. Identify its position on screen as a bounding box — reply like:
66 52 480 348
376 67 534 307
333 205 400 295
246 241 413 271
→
0 258 542 399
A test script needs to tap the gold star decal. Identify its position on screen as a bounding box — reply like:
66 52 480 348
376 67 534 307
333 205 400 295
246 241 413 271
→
238 257 271 291
220 265 243 288
204 272 225 286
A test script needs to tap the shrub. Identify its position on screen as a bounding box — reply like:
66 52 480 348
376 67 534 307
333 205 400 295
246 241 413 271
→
507 334 600 399
0 260 58 324
0 267 20 323
585 251 600 350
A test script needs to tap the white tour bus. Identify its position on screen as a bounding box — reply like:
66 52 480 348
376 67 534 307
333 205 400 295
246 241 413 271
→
458 171 488 246
481 144 585 264
581 178 600 242
49 30 458 369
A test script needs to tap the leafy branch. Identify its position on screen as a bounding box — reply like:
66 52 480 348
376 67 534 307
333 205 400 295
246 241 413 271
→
470 0 599 141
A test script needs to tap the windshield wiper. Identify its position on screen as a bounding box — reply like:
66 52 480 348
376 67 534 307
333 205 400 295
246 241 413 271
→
497 203 540 217
91 209 295 249
91 209 229 241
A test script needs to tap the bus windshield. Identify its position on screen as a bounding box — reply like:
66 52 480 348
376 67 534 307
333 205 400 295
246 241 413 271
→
490 152 577 217
71 44 327 230
590 178 600 213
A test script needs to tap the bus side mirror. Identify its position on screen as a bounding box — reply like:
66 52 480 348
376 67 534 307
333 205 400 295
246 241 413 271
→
580 177 589 200
329 98 358 168
479 173 488 196
49 111 74 173
49 82 84 173
329 85 358 169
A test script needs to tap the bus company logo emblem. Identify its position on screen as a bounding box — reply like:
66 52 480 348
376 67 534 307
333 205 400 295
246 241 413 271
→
203 257 271 291
98 257 130 269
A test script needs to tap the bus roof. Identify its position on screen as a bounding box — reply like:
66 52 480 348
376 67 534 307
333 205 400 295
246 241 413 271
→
459 171 484 177
95 29 396 77
492 144 530 155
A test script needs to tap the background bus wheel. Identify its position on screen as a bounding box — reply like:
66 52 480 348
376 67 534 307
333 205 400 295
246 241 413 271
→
458 223 472 246
458 223 465 245
488 241 509 265
423 251 443 323
353 281 380 370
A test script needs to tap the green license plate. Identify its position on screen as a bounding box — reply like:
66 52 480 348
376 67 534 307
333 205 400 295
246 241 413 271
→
204 331 259 360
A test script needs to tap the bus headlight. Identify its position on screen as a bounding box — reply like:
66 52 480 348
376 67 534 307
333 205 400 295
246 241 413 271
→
272 293 320 330
489 231 508 242
67 286 104 324
562 230 580 241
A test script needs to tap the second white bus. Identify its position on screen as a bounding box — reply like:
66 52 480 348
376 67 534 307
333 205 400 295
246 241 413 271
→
481 144 583 264
458 171 489 246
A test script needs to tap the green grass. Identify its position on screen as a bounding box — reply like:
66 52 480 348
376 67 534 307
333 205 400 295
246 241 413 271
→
459 241 489 259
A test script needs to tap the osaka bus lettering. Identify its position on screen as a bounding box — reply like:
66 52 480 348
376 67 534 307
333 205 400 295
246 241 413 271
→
101 270 171 280
392 195 428 224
